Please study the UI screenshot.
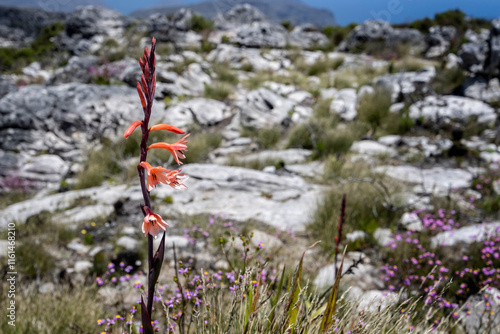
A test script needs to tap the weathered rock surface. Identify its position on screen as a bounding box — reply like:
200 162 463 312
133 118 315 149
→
236 88 295 128
374 66 436 102
351 141 398 157
463 77 500 104
58 6 127 55
163 98 232 129
207 44 289 71
376 165 473 195
0 83 166 187
48 55 100 85
230 21 287 48
338 20 423 52
0 6 67 47
432 222 500 247
459 17 500 78
215 4 267 30
409 95 496 126
288 24 329 49
150 9 202 48
175 164 323 230
425 26 456 58
0 164 323 231
460 287 500 334
329 88 358 121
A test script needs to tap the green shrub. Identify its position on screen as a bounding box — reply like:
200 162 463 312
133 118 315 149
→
191 14 213 33
181 132 222 164
281 20 293 31
0 22 64 72
204 82 233 101
213 63 239 84
357 88 392 128
256 128 282 149
432 66 466 95
322 24 357 47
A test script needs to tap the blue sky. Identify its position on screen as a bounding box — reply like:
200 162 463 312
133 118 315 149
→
102 0 500 25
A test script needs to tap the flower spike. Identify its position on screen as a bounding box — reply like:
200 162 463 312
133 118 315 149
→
124 120 143 138
149 124 185 134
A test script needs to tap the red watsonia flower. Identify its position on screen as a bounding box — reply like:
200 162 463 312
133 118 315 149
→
147 134 190 165
124 120 143 138
139 161 188 191
142 206 168 238
149 123 185 134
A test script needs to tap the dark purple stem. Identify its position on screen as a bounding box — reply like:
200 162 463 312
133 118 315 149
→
334 194 346 279
137 41 157 318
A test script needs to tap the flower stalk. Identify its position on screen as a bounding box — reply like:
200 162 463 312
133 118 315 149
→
125 37 189 333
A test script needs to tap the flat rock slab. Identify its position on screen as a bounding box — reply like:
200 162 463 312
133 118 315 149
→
432 222 500 247
1 164 323 232
409 95 496 125
0 184 127 230
376 165 473 195
157 163 323 231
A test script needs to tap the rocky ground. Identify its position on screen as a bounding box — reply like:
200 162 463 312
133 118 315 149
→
1 4 500 333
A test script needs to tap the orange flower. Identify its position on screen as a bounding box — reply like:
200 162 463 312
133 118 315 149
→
142 207 168 238
149 123 185 134
139 161 188 191
124 120 143 138
147 134 190 165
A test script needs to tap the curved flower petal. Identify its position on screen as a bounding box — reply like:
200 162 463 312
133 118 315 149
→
139 161 183 191
149 124 185 134
148 134 189 165
124 120 143 138
136 82 147 109
142 208 169 238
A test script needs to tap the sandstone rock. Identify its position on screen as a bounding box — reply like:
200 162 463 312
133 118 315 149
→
374 66 436 102
0 77 17 99
0 6 66 48
59 6 127 55
338 20 423 52
351 141 398 157
230 21 287 48
215 4 267 30
288 24 329 49
460 288 500 334
409 95 496 126
177 164 323 231
237 88 295 128
218 149 312 166
463 77 500 104
459 17 500 77
376 165 473 195
74 260 93 273
399 212 423 231
329 88 357 121
48 55 99 85
164 98 231 129
116 236 139 251
425 26 456 58
432 222 500 247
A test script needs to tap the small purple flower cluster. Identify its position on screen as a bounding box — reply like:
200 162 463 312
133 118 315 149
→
95 262 139 287
89 63 126 85
382 207 500 321
0 175 35 192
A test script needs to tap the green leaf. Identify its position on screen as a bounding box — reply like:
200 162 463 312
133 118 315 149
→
319 247 347 333
285 251 306 333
